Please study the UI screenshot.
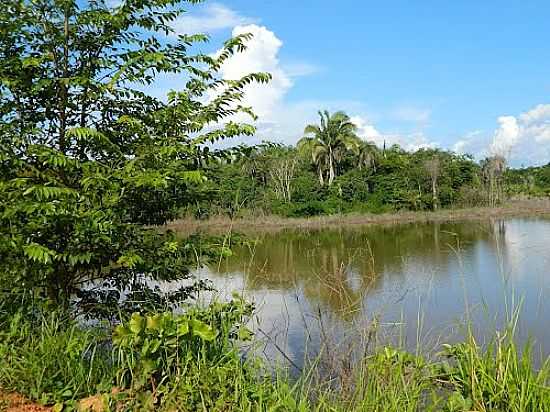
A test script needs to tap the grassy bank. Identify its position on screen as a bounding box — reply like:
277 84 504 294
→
167 199 550 234
1 305 548 411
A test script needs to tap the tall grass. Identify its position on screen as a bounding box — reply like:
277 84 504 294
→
442 332 550 411
0 311 115 404
0 306 548 410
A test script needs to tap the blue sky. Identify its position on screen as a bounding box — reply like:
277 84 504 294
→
166 0 550 166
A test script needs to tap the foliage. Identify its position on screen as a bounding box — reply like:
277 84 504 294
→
196 140 491 218
113 297 254 392
2 304 548 411
298 111 362 187
0 0 270 310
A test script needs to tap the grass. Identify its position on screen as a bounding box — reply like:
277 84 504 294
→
0 306 548 411
0 311 115 405
443 332 550 411
167 199 550 234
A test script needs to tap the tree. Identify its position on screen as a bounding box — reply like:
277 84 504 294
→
267 147 298 203
481 155 507 206
0 0 270 311
297 111 359 186
355 141 379 173
424 156 441 210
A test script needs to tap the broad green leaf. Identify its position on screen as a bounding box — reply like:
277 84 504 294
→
129 313 145 335
177 319 190 336
146 314 162 332
191 319 216 341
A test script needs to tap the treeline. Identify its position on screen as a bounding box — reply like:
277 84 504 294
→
188 111 550 219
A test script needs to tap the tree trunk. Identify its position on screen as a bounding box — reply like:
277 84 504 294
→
432 179 438 211
328 152 335 186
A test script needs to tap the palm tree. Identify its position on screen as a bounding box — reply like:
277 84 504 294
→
356 141 379 173
297 110 359 186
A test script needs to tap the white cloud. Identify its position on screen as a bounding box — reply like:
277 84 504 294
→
488 104 550 164
351 115 437 152
520 104 550 143
400 132 438 152
489 116 520 156
215 24 293 122
452 130 483 155
173 3 257 35
350 116 382 142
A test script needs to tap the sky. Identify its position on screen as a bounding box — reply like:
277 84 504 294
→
154 0 550 166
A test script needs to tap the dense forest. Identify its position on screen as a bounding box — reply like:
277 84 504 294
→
187 111 550 219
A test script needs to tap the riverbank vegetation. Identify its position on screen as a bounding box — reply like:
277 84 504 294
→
178 111 550 220
1 0 549 410
1 301 549 411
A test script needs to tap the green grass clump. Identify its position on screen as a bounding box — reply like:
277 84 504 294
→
441 333 550 412
0 311 115 404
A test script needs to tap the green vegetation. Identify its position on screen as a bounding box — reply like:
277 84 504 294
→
188 134 550 220
1 305 549 411
0 0 269 312
1 0 549 410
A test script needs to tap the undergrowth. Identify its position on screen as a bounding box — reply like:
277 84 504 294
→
0 300 548 411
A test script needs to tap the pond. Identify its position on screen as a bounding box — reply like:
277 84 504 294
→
189 217 550 367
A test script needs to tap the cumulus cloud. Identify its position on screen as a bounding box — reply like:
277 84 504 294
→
489 116 520 156
351 115 437 151
488 104 550 164
173 3 257 35
218 25 292 119
350 116 382 142
519 104 550 143
208 23 294 143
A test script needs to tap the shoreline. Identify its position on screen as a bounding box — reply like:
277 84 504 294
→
166 199 550 234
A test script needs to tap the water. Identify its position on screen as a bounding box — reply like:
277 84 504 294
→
188 218 550 365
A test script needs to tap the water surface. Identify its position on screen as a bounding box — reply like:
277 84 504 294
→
191 218 550 365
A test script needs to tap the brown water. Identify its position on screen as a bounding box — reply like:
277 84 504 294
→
190 218 550 365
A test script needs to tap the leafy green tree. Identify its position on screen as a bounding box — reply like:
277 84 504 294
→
0 0 269 311
297 110 360 186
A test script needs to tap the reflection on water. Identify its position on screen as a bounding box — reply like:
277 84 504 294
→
189 218 550 365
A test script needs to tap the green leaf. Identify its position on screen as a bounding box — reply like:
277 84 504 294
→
112 325 131 346
237 326 253 341
129 313 145 335
146 314 162 331
190 319 216 341
52 403 64 412
176 319 190 337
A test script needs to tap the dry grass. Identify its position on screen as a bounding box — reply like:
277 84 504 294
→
166 199 550 234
